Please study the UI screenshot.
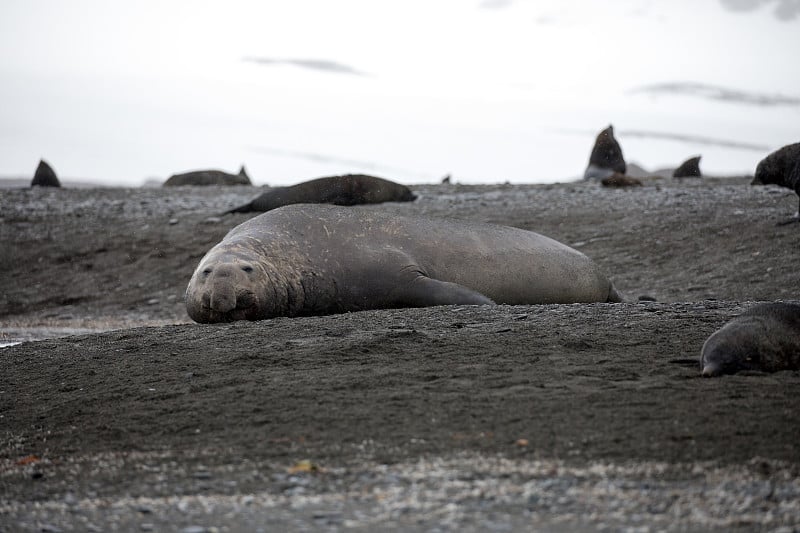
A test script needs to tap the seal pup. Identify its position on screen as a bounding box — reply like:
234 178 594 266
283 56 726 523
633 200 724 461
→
700 302 800 377
164 165 252 186
584 125 626 180
186 204 622 323
31 159 60 187
673 156 702 178
224 174 416 214
751 142 800 225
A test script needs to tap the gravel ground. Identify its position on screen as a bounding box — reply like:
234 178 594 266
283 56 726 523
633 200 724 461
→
1 176 799 531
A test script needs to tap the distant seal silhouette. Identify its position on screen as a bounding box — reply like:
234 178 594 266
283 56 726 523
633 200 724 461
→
700 302 800 377
224 174 416 214
601 173 642 188
751 143 800 224
164 165 252 186
185 204 622 323
673 156 702 178
584 125 626 180
31 159 60 187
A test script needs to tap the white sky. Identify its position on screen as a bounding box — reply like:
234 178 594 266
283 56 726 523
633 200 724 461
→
1 0 798 185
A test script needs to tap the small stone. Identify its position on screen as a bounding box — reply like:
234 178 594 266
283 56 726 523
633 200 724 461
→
181 527 208 533
169 218 179 225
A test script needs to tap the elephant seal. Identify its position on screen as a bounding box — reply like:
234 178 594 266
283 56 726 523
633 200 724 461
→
164 165 252 186
584 125 626 180
224 174 416 214
31 159 60 187
751 142 800 224
700 302 800 377
186 204 622 323
673 156 702 178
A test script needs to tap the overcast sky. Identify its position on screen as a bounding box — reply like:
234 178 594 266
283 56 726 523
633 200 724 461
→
1 0 798 185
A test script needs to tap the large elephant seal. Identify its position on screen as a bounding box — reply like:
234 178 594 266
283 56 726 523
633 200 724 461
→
584 125 626 180
31 159 61 187
700 302 800 377
186 204 622 323
751 142 800 224
224 174 416 214
673 155 702 178
164 165 252 186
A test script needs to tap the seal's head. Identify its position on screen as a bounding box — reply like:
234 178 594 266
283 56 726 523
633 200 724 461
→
185 249 269 323
753 156 780 187
699 318 766 377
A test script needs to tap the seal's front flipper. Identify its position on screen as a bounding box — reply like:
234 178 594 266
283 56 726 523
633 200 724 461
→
390 276 495 307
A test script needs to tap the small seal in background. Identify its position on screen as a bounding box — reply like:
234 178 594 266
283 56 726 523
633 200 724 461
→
751 142 800 225
31 159 61 187
673 156 702 178
163 165 252 186
224 174 416 214
584 125 626 180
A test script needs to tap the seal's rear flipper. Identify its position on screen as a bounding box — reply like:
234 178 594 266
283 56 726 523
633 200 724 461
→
391 277 495 307
607 283 625 303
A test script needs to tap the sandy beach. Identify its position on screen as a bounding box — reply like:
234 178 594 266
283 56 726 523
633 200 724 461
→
1 176 799 531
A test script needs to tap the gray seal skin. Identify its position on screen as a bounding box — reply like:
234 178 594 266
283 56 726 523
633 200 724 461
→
700 302 800 377
164 165 251 186
584 125 626 180
224 174 416 214
31 159 60 187
751 142 800 224
186 204 622 323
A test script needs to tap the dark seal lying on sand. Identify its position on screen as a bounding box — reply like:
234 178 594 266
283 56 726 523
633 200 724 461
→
700 302 800 377
186 204 621 323
31 159 60 187
224 174 416 214
752 142 800 224
584 125 626 180
163 165 252 186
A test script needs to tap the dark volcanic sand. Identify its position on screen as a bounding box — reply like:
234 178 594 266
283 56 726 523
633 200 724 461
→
1 177 799 531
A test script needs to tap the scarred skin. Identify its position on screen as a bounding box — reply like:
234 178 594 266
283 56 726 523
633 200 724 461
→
700 302 800 377
185 204 622 323
224 174 416 214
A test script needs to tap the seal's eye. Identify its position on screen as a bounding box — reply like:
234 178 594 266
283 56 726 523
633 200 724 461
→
242 266 254 273
202 268 212 276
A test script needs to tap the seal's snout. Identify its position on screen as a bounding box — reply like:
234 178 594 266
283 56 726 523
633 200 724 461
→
210 281 237 313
